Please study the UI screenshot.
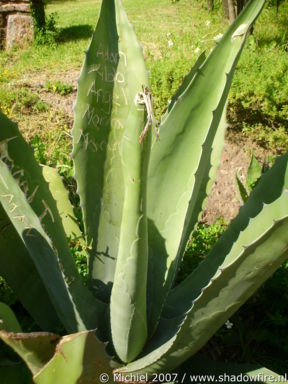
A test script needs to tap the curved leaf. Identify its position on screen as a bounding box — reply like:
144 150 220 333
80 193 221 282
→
0 303 22 332
146 0 265 333
42 166 83 242
72 0 150 361
117 154 288 375
109 0 150 363
0 205 61 331
72 0 124 303
34 331 114 384
0 159 105 332
0 112 106 332
0 330 59 376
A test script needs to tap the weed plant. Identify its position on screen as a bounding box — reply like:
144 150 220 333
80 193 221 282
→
44 80 74 95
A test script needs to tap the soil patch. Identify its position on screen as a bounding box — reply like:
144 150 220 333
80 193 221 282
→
202 129 274 224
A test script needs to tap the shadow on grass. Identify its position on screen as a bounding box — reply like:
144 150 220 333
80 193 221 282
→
57 24 94 42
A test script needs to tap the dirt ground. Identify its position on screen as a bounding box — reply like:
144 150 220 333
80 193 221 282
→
18 70 275 225
202 130 273 223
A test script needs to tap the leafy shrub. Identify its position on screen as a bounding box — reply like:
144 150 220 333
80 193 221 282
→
34 13 59 46
0 89 50 115
68 238 88 284
229 33 288 150
45 80 74 96
150 58 191 120
30 135 48 165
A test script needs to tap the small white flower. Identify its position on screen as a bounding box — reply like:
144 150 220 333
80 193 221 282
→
225 320 233 329
194 47 200 53
213 33 223 42
168 39 174 47
167 32 171 37
205 20 211 27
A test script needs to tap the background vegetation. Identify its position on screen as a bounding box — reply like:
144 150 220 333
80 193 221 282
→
0 0 287 375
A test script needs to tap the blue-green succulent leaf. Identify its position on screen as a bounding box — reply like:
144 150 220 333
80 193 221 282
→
146 0 266 334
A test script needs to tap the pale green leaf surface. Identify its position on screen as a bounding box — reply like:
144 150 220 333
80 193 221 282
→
146 0 265 333
0 205 61 331
246 154 262 191
109 0 150 363
72 0 124 303
73 0 150 362
0 330 59 376
167 154 288 316
0 112 106 332
0 160 104 332
235 171 249 203
42 166 83 242
34 331 113 384
0 113 82 290
119 155 288 375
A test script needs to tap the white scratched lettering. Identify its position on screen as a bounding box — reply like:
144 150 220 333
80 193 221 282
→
119 51 127 66
0 193 13 203
0 174 9 189
13 215 25 224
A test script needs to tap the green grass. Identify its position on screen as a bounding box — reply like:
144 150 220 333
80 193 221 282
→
1 0 287 150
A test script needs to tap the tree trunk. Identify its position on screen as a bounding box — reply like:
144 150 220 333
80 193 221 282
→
30 0 46 33
222 0 236 24
222 0 229 19
227 0 236 24
207 0 214 11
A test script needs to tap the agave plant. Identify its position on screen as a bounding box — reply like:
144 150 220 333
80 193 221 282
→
0 0 287 382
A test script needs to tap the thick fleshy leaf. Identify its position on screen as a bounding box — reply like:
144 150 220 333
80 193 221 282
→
0 160 78 332
0 159 105 332
72 0 150 362
109 0 150 363
246 154 262 191
117 155 288 375
0 303 22 332
72 0 125 303
0 112 106 332
235 171 249 203
33 331 113 384
146 0 266 333
166 154 288 317
0 330 59 375
42 166 83 242
0 205 61 331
